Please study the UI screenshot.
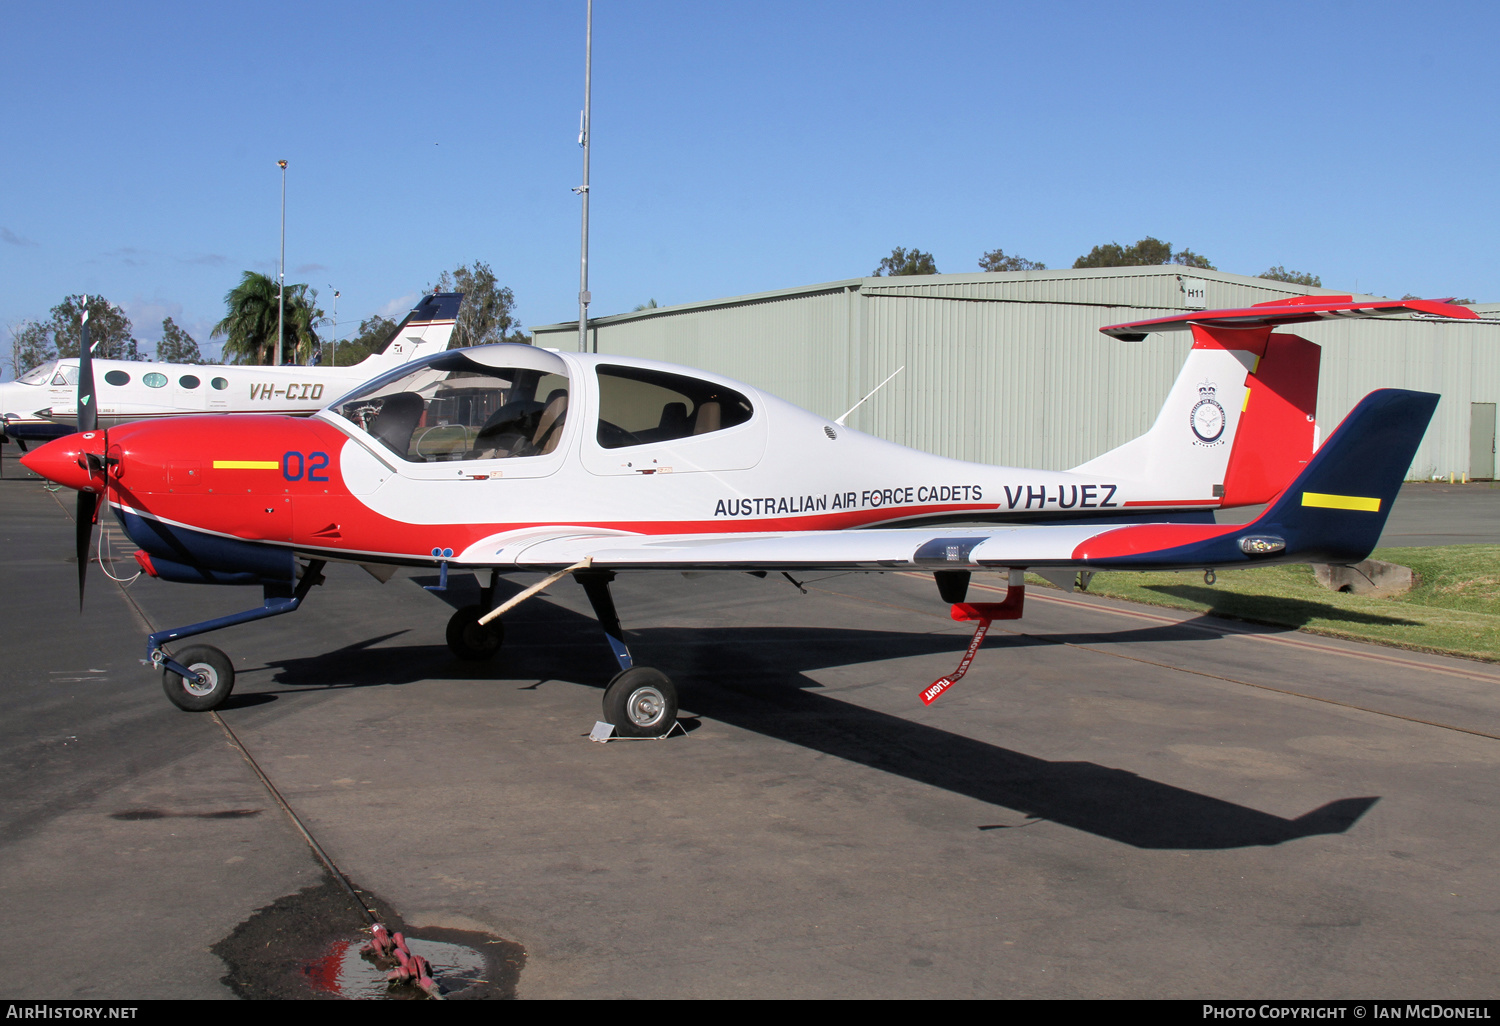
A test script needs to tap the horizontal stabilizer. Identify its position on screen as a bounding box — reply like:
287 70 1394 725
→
1101 297 1477 341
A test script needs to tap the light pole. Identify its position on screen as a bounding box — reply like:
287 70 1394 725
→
276 159 287 366
329 287 339 366
574 0 593 353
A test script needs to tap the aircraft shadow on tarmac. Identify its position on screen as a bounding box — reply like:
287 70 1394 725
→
1135 584 1422 629
239 573 1379 852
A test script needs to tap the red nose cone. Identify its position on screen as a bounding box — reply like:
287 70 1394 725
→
20 432 105 493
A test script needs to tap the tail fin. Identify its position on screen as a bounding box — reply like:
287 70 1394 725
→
1071 322 1318 505
1252 388 1438 564
353 292 463 372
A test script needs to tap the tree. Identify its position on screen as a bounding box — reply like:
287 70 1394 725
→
49 295 142 360
1073 237 1216 271
280 283 324 364
212 271 323 364
156 317 204 364
430 261 525 348
332 314 398 366
1172 249 1215 270
633 299 659 311
1260 266 1322 287
873 247 938 276
1402 291 1474 304
978 248 1046 272
7 320 54 378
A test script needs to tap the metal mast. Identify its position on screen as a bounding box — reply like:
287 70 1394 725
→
575 0 593 352
276 159 287 366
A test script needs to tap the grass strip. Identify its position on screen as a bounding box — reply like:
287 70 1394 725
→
1057 544 1500 663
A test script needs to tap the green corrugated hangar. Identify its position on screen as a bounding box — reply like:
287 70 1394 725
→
531 267 1500 480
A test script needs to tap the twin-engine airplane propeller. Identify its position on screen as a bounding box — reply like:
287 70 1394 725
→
23 295 1473 736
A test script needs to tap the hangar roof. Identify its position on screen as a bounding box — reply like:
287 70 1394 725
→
530 265 1362 337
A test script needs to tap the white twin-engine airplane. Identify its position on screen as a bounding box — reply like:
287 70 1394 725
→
0 293 462 447
24 295 1473 736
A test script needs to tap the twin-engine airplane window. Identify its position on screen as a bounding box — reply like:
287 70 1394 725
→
331 352 570 463
17 362 56 385
595 365 753 449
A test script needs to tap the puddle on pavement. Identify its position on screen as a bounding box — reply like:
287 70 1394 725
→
214 873 525 1000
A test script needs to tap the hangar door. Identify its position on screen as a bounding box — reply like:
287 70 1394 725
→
1471 403 1496 481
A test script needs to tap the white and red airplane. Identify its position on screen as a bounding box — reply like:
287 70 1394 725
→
0 293 461 446
22 296 1472 735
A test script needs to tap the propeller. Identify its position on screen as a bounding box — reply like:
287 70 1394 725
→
76 300 98 609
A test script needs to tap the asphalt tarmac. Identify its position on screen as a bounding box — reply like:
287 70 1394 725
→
2 465 1499 999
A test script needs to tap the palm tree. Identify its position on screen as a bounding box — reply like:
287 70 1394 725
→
212 272 324 364
281 283 324 364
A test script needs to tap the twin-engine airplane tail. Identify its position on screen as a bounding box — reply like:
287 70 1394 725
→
346 292 464 373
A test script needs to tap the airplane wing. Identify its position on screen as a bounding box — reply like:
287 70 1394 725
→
485 388 1437 576
1100 295 1478 341
497 522 1109 572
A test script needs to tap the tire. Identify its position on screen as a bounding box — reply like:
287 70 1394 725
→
446 605 505 661
602 666 678 738
161 645 235 712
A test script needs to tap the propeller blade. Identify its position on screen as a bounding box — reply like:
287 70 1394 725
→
77 300 96 434
77 489 97 609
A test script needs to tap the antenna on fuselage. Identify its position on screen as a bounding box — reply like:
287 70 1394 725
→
835 365 905 426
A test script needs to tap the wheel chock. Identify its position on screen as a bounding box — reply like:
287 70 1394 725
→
589 719 686 743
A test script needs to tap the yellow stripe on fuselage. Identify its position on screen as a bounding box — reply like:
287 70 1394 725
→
212 460 280 470
1301 491 1381 512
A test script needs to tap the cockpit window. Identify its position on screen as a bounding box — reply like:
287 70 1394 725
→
51 366 80 387
330 351 569 462
17 362 56 385
595 365 753 449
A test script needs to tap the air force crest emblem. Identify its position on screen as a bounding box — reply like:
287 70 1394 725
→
1190 381 1226 444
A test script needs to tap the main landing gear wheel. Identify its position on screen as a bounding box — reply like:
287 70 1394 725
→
161 645 235 712
446 605 505 661
603 666 678 738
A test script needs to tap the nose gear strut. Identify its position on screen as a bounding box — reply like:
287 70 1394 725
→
147 560 328 711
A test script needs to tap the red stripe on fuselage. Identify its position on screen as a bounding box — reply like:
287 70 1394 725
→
1122 499 1220 507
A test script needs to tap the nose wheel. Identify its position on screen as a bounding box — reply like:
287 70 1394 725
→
446 604 505 661
161 644 235 712
603 666 678 738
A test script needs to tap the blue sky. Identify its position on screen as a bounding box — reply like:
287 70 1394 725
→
2 1 1496 373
